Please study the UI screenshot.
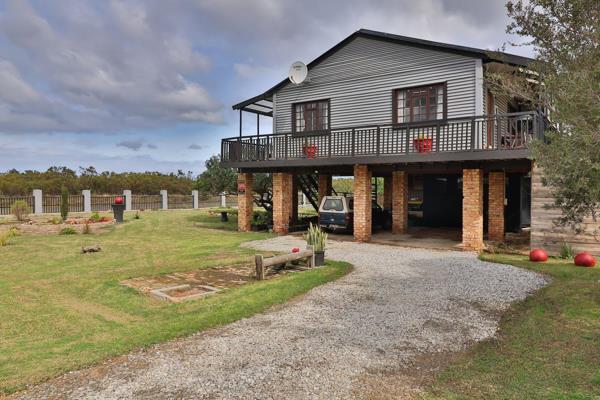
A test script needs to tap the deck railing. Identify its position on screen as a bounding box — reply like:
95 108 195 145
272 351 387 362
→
221 111 543 164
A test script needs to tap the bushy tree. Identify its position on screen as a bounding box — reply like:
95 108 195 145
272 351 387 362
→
10 200 30 221
195 156 237 197
506 0 600 234
60 186 69 221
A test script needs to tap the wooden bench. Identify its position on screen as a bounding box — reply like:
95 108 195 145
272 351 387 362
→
254 246 314 280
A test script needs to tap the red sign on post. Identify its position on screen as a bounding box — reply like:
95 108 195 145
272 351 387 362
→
237 182 246 194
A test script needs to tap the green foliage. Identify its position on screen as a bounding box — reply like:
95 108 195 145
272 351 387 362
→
333 177 353 194
559 241 575 259
195 155 236 197
47 216 62 225
251 210 272 226
60 187 69 221
0 166 195 196
58 227 77 235
89 212 100 222
252 173 272 212
304 222 328 252
506 0 600 233
0 227 21 247
10 200 30 221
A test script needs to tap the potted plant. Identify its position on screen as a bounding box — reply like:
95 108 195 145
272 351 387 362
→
413 133 433 153
302 137 318 159
304 222 327 266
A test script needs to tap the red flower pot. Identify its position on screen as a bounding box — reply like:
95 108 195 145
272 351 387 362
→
302 145 318 159
529 248 548 262
413 138 433 153
574 252 596 267
114 196 124 205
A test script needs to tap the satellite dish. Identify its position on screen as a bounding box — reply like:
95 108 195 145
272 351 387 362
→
288 61 308 84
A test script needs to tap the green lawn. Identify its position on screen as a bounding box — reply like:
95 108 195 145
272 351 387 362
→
0 210 351 394
427 254 600 400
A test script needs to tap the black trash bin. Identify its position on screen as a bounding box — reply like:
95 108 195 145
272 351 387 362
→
112 197 125 223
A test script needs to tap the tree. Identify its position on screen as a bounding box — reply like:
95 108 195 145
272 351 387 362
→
506 0 600 234
252 173 272 212
60 186 69 221
195 156 237 197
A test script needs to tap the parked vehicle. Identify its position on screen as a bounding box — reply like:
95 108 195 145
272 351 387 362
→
318 195 391 232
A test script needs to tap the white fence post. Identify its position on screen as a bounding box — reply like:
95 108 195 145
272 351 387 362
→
123 190 132 211
160 190 168 210
220 192 227 208
82 190 91 213
33 189 43 214
192 190 199 209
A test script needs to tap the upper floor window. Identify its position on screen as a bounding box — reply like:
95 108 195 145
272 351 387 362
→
393 83 446 124
293 100 329 134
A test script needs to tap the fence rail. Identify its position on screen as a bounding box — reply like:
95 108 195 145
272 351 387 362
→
131 195 162 210
0 196 34 216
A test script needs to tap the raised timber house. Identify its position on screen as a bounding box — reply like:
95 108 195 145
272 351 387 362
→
222 29 560 252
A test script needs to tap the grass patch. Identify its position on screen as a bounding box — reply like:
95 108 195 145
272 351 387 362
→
427 254 600 399
0 210 351 394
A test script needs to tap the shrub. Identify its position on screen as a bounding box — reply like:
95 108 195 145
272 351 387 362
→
59 227 77 235
8 227 21 237
10 200 31 221
89 212 100 222
559 242 575 259
47 216 62 225
0 228 21 246
60 187 69 221
82 223 91 235
251 210 272 226
304 222 328 252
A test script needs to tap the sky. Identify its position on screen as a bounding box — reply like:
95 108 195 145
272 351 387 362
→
0 0 534 175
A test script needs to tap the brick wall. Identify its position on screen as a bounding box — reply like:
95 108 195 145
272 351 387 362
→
273 172 293 234
237 173 254 232
462 168 484 251
488 171 505 242
392 171 408 234
353 165 372 242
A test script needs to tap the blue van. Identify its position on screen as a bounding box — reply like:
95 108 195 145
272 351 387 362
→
318 195 391 232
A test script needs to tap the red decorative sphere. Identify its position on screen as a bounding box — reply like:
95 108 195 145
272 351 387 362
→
114 196 124 205
574 252 596 267
529 249 548 262
292 247 300 253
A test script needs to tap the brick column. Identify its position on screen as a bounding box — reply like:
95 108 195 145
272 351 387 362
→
383 176 393 211
392 171 408 234
237 173 254 232
488 171 506 242
291 174 298 225
273 172 293 234
462 168 484 251
317 174 332 206
353 165 372 242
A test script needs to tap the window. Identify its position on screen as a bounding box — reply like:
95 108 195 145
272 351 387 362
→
393 83 446 124
322 198 344 211
292 100 329 134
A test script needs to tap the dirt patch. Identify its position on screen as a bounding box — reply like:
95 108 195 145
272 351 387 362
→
1 218 115 235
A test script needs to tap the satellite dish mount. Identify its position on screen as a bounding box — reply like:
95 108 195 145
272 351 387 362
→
288 61 308 85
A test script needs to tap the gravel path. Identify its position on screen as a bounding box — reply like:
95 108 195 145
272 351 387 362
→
15 237 548 400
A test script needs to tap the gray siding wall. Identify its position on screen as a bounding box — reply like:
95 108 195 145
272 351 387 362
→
274 36 480 132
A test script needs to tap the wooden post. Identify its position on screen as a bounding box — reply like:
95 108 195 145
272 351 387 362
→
255 254 265 280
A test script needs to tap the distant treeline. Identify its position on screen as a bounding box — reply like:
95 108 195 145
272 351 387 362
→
0 166 196 195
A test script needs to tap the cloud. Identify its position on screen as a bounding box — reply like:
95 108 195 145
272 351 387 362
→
116 139 144 151
0 0 222 134
146 143 158 149
188 144 203 150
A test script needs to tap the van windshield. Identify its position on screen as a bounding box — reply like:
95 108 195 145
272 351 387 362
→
322 198 344 211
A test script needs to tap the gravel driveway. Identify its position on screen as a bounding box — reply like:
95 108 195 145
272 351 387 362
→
15 237 548 400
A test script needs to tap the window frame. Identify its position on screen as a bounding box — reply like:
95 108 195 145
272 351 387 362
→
291 98 331 136
392 82 448 126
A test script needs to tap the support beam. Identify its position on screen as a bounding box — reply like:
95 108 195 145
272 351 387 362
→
237 173 254 232
273 172 293 234
488 171 506 242
317 174 332 206
392 171 408 234
353 165 372 242
462 168 484 251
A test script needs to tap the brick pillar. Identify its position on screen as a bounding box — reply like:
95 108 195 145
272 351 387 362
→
383 176 393 211
392 171 408 234
237 173 254 232
488 171 506 242
273 172 293 234
353 165 372 242
317 174 332 206
291 174 298 225
462 168 484 251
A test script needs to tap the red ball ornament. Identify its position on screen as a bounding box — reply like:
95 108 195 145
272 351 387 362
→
574 252 596 267
529 249 548 262
292 247 300 253
114 196 124 205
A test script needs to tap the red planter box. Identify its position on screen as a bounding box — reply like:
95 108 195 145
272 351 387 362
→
413 138 433 153
303 145 318 159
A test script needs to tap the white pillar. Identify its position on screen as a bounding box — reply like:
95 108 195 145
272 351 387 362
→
160 190 168 210
33 189 43 214
220 192 227 208
192 190 199 209
123 190 132 211
82 190 91 213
